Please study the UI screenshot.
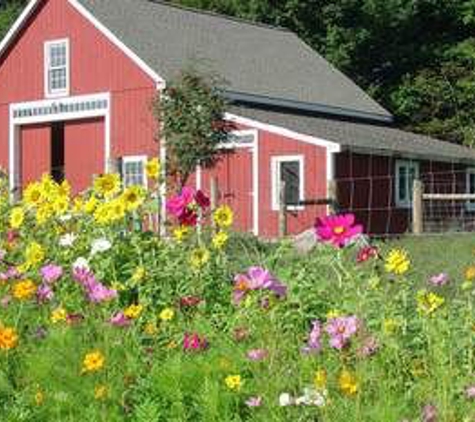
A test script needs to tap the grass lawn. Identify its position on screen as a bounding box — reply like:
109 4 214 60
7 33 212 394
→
379 233 475 280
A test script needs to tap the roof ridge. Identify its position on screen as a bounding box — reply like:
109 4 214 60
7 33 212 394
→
148 0 292 34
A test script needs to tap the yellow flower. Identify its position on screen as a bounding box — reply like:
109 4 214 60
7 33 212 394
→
173 226 189 243
23 182 43 207
93 174 121 197
382 318 400 335
51 307 67 323
145 158 160 180
12 279 37 300
0 326 19 350
465 266 475 281
25 242 45 267
338 369 359 396
224 374 242 391
9 207 24 229
190 247 210 269
144 322 158 336
34 390 44 406
131 266 146 283
417 290 445 316
35 204 53 225
326 309 341 319
52 196 69 215
384 249 410 275
213 205 233 228
314 369 327 390
121 186 145 211
124 304 143 319
159 308 175 322
84 196 99 214
212 231 229 249
82 351 105 373
94 385 108 401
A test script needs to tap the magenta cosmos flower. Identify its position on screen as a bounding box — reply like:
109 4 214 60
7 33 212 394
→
356 246 378 263
315 213 363 248
73 267 117 304
166 187 210 226
40 264 63 284
183 332 208 352
109 311 131 327
233 266 287 304
325 315 359 350
302 320 322 354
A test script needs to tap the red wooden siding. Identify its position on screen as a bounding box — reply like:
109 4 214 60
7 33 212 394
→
64 118 105 196
201 149 254 233
20 124 51 189
0 0 158 188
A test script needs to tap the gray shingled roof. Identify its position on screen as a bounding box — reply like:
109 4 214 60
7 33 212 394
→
229 105 475 162
78 0 391 120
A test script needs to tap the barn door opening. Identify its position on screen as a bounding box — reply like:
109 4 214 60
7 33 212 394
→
51 122 65 184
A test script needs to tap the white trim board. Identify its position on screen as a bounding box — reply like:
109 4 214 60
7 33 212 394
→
225 113 341 153
9 92 111 194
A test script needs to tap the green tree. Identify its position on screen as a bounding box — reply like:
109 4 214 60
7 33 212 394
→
153 66 231 188
0 0 25 39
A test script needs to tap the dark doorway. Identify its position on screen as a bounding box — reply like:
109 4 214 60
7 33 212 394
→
51 122 65 184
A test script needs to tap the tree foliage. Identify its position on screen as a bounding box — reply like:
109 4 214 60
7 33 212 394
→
153 66 231 188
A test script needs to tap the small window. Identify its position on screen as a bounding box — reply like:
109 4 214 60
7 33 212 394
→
271 156 304 211
466 168 475 211
395 160 419 208
45 39 69 97
122 156 147 188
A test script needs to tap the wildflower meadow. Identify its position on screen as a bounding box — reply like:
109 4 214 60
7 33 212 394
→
1 161 475 421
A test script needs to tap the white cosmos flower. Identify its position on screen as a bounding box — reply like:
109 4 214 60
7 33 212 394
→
59 233 77 247
295 388 326 407
279 393 293 407
73 257 89 271
90 238 112 256
59 214 73 222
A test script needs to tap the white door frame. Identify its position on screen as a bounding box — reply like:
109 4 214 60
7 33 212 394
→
9 92 111 194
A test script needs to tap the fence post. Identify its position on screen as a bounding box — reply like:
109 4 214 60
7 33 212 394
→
278 181 287 238
327 180 338 214
412 179 423 235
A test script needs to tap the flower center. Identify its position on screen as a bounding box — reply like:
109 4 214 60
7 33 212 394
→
333 226 346 235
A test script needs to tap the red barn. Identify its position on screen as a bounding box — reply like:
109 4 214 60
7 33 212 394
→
1 0 475 237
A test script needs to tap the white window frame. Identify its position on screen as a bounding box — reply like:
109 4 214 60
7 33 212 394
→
271 155 305 211
466 168 475 211
121 155 148 189
395 159 420 208
44 38 70 98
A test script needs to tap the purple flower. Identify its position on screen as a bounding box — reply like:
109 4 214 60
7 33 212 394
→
0 267 20 281
36 284 54 303
109 312 131 327
429 273 449 287
325 315 359 350
233 266 287 304
466 385 475 399
40 264 63 284
245 396 262 407
302 320 322 354
73 267 117 304
247 349 268 361
422 403 438 422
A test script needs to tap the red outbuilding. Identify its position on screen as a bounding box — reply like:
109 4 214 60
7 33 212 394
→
1 0 475 237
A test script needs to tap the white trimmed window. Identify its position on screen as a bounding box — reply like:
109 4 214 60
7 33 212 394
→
395 159 420 208
271 155 304 211
122 156 147 188
44 39 70 98
466 168 475 211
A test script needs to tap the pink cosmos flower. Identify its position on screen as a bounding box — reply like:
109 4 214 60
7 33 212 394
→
166 187 210 226
233 266 287 304
466 385 475 399
356 246 378 263
429 273 449 287
315 213 363 248
245 396 263 407
422 403 437 422
183 332 208 352
358 336 379 358
109 311 131 327
302 320 322 354
6 230 18 245
247 348 268 361
0 267 20 281
36 284 54 303
325 315 359 350
73 267 117 304
1 295 11 308
40 264 63 284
